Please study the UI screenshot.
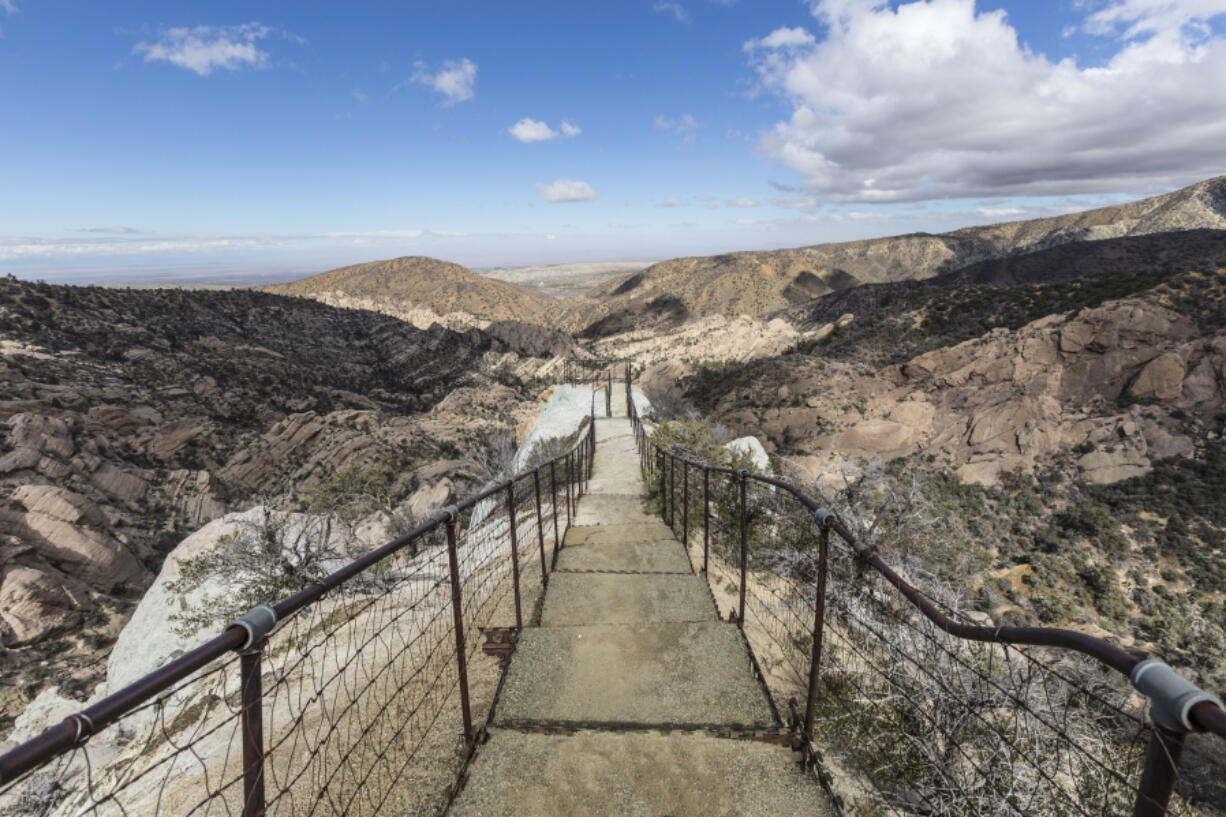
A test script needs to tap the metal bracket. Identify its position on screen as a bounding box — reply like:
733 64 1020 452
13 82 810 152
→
737 469 749 481
229 604 277 652
815 508 836 528
443 504 459 522
480 627 520 670
1131 658 1226 732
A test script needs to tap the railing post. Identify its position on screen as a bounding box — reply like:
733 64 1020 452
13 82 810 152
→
444 514 475 752
533 468 548 585
703 467 710 574
669 456 676 529
657 450 666 515
1133 726 1185 817
506 483 523 629
566 451 573 523
738 470 748 628
550 459 561 568
239 647 265 817
803 515 831 749
682 461 689 547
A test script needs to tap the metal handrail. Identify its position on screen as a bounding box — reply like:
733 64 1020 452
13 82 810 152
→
0 394 601 801
629 394 1226 815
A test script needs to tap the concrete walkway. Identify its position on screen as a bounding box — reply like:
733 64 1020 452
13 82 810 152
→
450 407 831 817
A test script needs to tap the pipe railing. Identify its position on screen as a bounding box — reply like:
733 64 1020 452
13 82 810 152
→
0 391 600 817
629 393 1226 817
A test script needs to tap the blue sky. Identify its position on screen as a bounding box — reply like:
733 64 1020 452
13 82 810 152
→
1 0 1224 283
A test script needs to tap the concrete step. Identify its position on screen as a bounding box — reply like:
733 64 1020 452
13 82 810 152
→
573 493 656 526
450 730 829 817
493 621 776 729
594 418 634 442
541 572 715 626
563 523 674 546
557 539 692 573
586 456 643 495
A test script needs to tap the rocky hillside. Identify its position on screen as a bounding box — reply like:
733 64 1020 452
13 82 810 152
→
565 177 1226 336
662 255 1226 689
0 278 550 730
262 255 555 325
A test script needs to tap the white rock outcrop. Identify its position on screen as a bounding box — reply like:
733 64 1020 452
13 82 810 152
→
725 436 771 474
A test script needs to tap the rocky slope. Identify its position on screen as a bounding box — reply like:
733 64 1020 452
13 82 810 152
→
665 259 1226 688
262 255 555 324
0 278 552 731
563 177 1226 335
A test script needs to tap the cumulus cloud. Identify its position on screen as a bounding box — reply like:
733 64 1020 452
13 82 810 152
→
744 26 815 50
411 58 477 106
654 113 702 132
977 207 1026 218
133 23 278 76
727 197 760 208
508 117 582 142
536 179 598 202
746 0 1226 202
654 2 690 23
352 89 369 103
658 197 688 207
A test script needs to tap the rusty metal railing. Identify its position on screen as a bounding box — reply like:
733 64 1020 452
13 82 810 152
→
0 407 599 816
628 395 1226 817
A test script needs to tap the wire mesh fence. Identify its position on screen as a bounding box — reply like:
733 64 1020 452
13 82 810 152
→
629 391 1226 817
0 417 593 817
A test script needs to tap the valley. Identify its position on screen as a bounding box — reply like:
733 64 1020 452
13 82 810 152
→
4 175 1226 760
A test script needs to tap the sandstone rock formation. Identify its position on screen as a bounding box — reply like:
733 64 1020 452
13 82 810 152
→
0 278 549 731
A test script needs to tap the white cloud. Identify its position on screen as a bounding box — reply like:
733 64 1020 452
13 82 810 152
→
352 88 369 104
508 118 582 143
727 197 760 208
658 197 688 207
744 26 815 50
1 0 16 13
133 23 277 76
654 2 690 23
977 207 1026 218
411 58 477 106
1084 0 1226 39
536 179 598 202
769 195 820 210
509 118 558 142
747 0 1226 202
654 113 702 132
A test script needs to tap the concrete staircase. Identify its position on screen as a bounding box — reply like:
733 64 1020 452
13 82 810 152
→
449 416 832 816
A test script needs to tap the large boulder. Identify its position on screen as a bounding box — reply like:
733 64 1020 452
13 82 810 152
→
11 485 149 590
0 566 93 647
1128 353 1186 401
725 436 771 473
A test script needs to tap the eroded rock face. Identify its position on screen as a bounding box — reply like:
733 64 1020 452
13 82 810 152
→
12 485 149 590
700 294 1226 488
0 277 544 725
0 567 93 647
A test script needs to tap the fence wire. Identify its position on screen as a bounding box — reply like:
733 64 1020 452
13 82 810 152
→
0 436 579 817
643 437 1226 817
